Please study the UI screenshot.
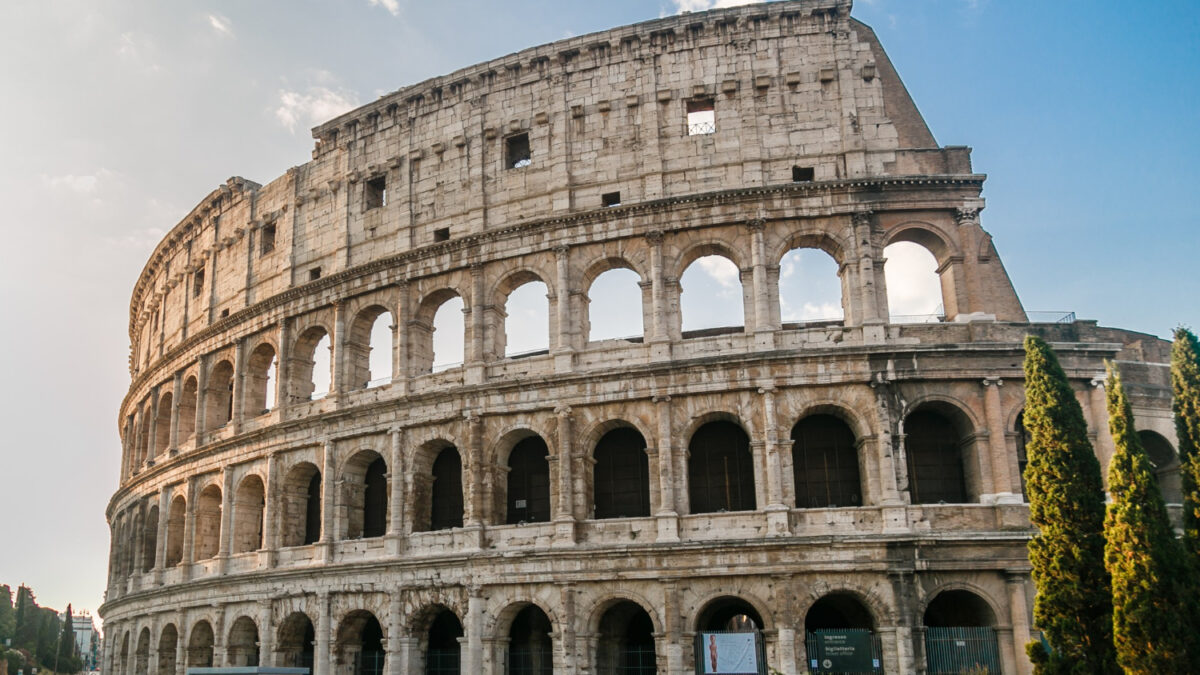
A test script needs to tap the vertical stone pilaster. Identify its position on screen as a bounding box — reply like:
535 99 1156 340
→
646 231 670 358
181 477 197 579
386 592 404 675
275 319 291 414
1007 573 1033 675
331 301 347 397
465 591 484 675
217 467 234 573
315 591 331 675
982 377 1017 500
554 405 577 545
467 264 486 384
1086 376 1115 488
465 411 485 529
387 427 405 554
169 372 183 452
747 219 775 337
320 439 336 561
653 394 679 528
262 451 279 564
147 388 160 462
258 599 275 667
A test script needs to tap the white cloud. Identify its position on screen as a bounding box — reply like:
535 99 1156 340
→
672 0 765 13
275 87 360 133
883 242 943 316
42 173 100 195
207 14 233 37
368 0 402 16
116 32 163 73
694 255 740 290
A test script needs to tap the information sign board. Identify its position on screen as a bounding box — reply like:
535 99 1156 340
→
809 630 876 672
695 631 763 674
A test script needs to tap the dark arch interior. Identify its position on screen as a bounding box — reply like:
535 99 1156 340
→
805 594 875 631
431 448 464 531
923 591 996 627
508 605 553 675
157 625 178 675
596 601 656 675
363 456 388 537
506 436 551 524
1139 430 1183 504
227 617 260 667
696 597 763 632
339 613 384 675
426 610 463 675
593 427 651 519
1015 410 1030 502
905 409 968 504
792 414 861 508
277 613 315 670
688 421 756 514
187 621 214 667
305 472 322 545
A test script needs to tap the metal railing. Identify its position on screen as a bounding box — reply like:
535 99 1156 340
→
888 313 946 324
687 121 716 135
924 627 1001 674
1025 311 1076 323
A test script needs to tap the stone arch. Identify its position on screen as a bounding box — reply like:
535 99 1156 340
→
243 341 277 417
281 461 323 547
346 304 394 390
141 504 159 573
490 268 552 359
883 222 961 321
685 413 757 514
276 610 316 669
884 221 961 263
117 630 130 675
583 591 666 637
791 412 863 509
232 473 266 553
590 423 651 520
413 605 463 675
186 619 215 668
488 427 553 526
204 359 235 431
798 580 899 628
500 603 554 675
803 591 879 630
412 287 466 374
769 227 849 268
1138 429 1182 504
341 448 389 539
692 592 773 632
676 242 747 336
134 626 150 675
178 375 198 442
334 609 385 675
919 582 1004 625
903 397 981 504
673 239 750 279
193 482 222 560
153 391 173 457
581 257 646 344
227 615 260 667
165 494 186 566
290 324 332 401
157 623 178 675
412 441 463 532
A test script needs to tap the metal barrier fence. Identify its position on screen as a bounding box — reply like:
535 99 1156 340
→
353 651 385 675
924 627 1001 675
507 645 553 675
425 648 460 675
805 629 883 674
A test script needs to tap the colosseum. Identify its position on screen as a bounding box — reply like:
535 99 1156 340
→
99 1 1182 674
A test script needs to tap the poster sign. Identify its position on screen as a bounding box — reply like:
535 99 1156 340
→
698 632 760 674
810 630 875 672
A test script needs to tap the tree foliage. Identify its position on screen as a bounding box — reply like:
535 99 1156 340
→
1021 336 1117 674
1172 327 1200 560
1103 364 1197 673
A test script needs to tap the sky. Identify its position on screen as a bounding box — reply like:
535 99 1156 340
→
0 0 1197 625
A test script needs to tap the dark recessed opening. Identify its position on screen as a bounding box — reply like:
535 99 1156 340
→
193 268 205 298
506 133 531 169
364 175 387 210
220 309 229 319
260 222 276 256
309 268 321 281
433 227 450 242
602 191 621 207
792 166 815 182
686 98 715 135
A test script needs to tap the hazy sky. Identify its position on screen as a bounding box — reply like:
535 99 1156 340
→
0 0 1196 623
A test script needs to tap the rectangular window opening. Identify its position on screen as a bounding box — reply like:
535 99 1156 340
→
602 191 622 207
792 166 815 182
364 175 387 210
686 98 715 135
309 267 322 281
260 222 277 256
433 227 450 242
193 268 205 298
220 309 229 319
506 133 531 169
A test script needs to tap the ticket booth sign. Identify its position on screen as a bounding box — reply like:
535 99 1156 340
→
809 630 876 672
694 631 766 675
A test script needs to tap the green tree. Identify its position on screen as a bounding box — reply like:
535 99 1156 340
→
1172 327 1200 559
13 585 36 651
0 584 14 644
1021 335 1117 674
57 604 81 674
1103 364 1197 672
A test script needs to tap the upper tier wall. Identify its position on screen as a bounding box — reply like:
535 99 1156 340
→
126 0 965 376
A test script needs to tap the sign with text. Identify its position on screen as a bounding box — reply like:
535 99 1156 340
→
809 630 876 672
697 632 761 674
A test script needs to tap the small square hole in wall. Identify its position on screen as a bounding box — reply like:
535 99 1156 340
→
506 133 531 169
434 227 450 242
602 191 621 207
364 175 387 210
220 309 229 319
309 267 322 281
686 98 715 135
792 166 815 182
260 222 276 256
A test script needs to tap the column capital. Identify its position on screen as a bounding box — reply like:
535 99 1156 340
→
981 376 1003 387
1090 376 1106 389
954 206 982 227
644 229 665 245
746 218 767 232
553 244 570 256
851 210 873 228
554 404 573 418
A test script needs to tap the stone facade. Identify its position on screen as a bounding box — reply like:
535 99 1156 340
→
100 2 1181 674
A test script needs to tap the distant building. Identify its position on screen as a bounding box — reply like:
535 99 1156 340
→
68 611 99 671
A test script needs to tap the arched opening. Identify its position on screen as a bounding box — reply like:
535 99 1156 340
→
336 610 384 675
585 268 643 342
277 612 315 670
1015 410 1030 502
804 594 880 674
779 247 843 327
135 627 150 675
431 295 466 372
291 327 332 401
425 609 463 675
680 254 744 335
118 632 129 675
695 596 764 632
244 343 277 417
194 484 222 560
282 462 322 547
342 451 388 539
503 280 550 358
346 306 394 390
430 447 464 531
505 436 551 524
595 601 656 675
157 625 178 675
165 495 185 566
593 427 650 519
154 392 173 456
687 421 756 513
204 360 235 431
883 241 943 322
187 621 215 668
1139 430 1183 504
178 377 197 441
138 412 151 465
507 605 553 675
792 415 862 508
232 475 266 554
923 590 1000 675
227 616 260 667
141 505 159 573
904 407 973 504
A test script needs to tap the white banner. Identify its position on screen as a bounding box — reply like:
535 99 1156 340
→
700 632 758 674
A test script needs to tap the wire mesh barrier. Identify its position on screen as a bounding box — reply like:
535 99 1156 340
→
353 650 386 675
425 647 460 675
924 627 1001 675
687 121 716 135
507 645 553 675
805 630 883 674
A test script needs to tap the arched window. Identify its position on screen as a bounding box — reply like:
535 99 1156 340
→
792 415 861 508
883 241 943 322
905 409 970 504
503 280 550 358
336 611 385 675
154 392 172 457
177 377 197 442
695 597 763 632
346 306 394 389
281 463 322 547
194 484 222 560
227 616 260 667
1139 430 1183 504
1015 410 1030 502
118 632 129 675
595 601 656 675
923 591 1000 674
135 627 150 675
680 255 744 335
138 412 151 465
291 327 332 401
232 475 265 554
343 451 388 539
204 360 234 430
425 610 462 675
804 594 879 673
187 621 214 668
585 268 643 342
165 496 185 566
779 248 843 327
277 613 315 670
157 625 178 675
688 421 756 513
243 343 277 416
431 296 465 372
508 605 553 675
593 427 650 519
141 505 159 573
430 448 464 531
506 436 551 524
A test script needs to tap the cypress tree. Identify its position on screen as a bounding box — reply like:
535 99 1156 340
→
1103 364 1196 673
1171 327 1200 559
1021 335 1116 674
0 584 13 644
58 604 80 673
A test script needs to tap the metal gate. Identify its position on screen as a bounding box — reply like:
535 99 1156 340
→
805 629 883 674
924 627 1000 674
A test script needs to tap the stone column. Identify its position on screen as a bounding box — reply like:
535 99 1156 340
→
154 488 170 580
218 467 234 573
759 386 790 536
212 604 228 666
464 411 485 531
181 477 197 579
982 377 1017 501
175 611 188 675
331 301 347 397
169 372 183 452
195 356 209 440
466 264 486 384
147 389 160 463
393 283 410 395
275 320 291 413
232 338 247 432
315 592 331 675
554 405 577 545
1005 573 1034 675
558 584 577 675
258 599 275 667
869 378 904 507
465 592 484 675
553 245 575 371
646 231 671 359
852 211 886 326
320 440 336 560
653 394 680 541
263 451 279 566
748 219 775 339
387 592 403 675
133 406 146 469
387 427 405 554
1086 377 1116 488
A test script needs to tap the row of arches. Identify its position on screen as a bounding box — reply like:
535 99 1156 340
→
109 587 1007 675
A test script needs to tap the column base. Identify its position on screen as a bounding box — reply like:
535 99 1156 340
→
649 339 672 362
552 349 575 373
882 505 909 533
752 329 778 350
385 533 406 556
764 505 791 536
656 511 680 543
552 517 578 546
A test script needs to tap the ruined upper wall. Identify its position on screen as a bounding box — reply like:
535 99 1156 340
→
127 0 968 375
